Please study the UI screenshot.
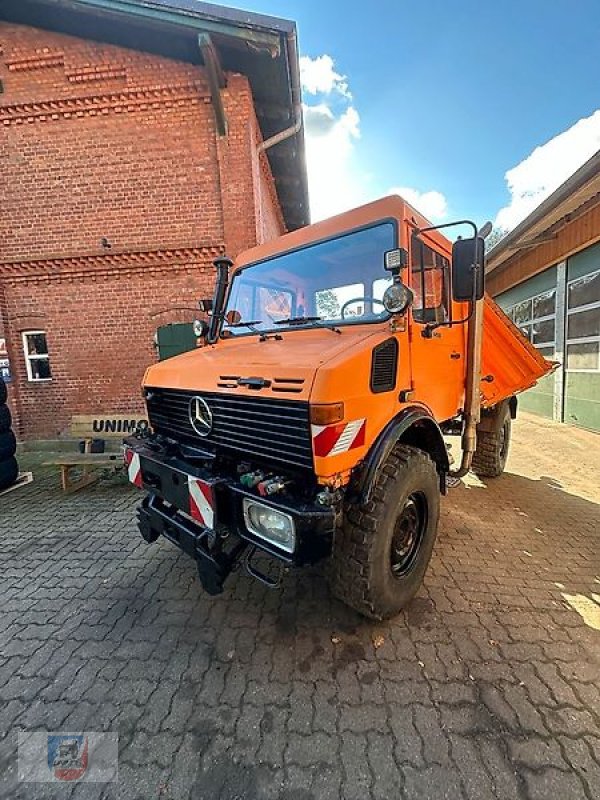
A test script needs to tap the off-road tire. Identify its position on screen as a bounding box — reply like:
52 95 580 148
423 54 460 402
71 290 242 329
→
0 431 16 461
472 408 511 478
0 378 6 405
0 404 11 434
330 444 440 620
0 456 18 492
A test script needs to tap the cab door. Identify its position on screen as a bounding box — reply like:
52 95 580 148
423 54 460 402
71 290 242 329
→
408 232 466 422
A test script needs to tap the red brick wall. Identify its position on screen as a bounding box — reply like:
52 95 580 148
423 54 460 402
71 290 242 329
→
0 22 286 440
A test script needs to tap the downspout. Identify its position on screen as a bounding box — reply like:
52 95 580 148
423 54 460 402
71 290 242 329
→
256 29 302 153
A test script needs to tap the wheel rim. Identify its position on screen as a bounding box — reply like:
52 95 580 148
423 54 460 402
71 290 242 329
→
390 493 427 579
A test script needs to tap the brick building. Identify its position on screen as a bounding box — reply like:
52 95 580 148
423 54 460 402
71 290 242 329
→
0 0 308 441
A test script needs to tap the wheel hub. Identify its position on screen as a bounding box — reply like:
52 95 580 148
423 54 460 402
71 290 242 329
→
390 493 427 579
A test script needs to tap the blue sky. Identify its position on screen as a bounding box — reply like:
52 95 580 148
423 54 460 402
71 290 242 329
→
234 0 600 229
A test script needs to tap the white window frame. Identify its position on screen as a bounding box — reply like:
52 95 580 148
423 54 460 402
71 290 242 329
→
565 268 600 373
507 288 556 352
22 330 52 382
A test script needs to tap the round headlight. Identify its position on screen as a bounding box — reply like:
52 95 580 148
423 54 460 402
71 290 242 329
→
193 319 209 337
383 282 413 315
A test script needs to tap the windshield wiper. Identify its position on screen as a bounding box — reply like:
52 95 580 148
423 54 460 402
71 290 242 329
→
273 316 341 334
224 319 282 341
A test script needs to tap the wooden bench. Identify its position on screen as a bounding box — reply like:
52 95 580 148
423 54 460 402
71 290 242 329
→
44 414 149 493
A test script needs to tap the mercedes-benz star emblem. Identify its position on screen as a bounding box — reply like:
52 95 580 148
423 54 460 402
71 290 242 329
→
188 396 213 437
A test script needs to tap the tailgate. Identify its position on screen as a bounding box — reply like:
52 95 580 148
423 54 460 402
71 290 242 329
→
480 295 556 409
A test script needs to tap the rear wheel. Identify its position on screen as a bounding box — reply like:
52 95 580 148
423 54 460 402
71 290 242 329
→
472 408 511 478
330 444 440 620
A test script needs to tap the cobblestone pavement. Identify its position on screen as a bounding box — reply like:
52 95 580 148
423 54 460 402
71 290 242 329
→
0 412 598 800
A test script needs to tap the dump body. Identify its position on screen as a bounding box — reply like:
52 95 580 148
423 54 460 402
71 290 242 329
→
480 295 554 408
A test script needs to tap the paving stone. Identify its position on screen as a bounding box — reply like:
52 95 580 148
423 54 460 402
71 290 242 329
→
0 417 598 799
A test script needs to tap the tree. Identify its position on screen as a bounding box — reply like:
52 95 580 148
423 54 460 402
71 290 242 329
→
486 227 508 250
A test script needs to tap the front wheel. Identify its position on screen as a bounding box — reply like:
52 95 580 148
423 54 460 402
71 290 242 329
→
330 444 440 620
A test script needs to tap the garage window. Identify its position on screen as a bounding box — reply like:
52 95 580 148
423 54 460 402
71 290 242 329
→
22 331 52 382
566 269 600 371
508 288 556 351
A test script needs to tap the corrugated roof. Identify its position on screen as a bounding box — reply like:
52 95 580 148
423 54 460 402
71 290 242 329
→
0 0 310 231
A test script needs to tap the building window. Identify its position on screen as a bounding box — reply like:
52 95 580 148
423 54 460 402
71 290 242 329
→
22 331 52 382
411 235 450 324
507 288 556 353
565 269 600 371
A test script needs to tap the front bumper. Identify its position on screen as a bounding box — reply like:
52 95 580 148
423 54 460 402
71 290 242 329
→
124 438 335 592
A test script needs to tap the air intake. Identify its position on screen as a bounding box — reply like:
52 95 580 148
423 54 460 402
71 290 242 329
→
370 338 398 393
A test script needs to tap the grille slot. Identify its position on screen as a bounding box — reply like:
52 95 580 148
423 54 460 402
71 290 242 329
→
146 388 313 470
370 338 398 393
272 377 305 394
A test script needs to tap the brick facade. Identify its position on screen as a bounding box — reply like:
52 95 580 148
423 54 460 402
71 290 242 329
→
0 21 286 440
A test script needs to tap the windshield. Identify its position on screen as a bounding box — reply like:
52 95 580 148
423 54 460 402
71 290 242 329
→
223 221 396 335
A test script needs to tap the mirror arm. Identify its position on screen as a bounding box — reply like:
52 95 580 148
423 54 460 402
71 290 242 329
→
415 219 478 239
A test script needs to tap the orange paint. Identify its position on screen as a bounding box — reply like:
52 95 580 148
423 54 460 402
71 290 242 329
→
144 195 553 483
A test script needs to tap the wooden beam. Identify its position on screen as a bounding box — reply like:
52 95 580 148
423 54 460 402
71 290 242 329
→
198 33 228 137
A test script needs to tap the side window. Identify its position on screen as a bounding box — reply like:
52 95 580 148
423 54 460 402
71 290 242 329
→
23 331 52 381
411 236 450 324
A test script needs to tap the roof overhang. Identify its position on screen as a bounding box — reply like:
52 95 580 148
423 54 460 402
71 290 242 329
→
487 149 600 274
0 0 310 231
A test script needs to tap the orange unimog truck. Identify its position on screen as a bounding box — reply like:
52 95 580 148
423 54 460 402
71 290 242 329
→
124 196 552 619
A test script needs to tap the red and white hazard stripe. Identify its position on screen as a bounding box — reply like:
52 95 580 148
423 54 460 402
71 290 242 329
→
311 418 366 458
188 477 215 529
124 446 143 488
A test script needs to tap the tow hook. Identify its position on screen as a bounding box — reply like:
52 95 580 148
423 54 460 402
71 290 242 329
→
244 546 285 589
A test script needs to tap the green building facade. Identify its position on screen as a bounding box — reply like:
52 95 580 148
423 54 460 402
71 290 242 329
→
495 240 600 432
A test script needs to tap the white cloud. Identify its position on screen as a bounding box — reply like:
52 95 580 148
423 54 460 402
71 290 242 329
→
496 109 600 231
304 103 363 220
299 54 351 99
300 54 363 221
300 55 448 223
387 186 448 222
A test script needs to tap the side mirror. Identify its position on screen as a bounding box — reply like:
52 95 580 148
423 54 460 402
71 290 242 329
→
452 236 485 302
199 298 213 313
224 309 242 326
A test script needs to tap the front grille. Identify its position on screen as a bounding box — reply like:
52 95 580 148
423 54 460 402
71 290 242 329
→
146 388 313 470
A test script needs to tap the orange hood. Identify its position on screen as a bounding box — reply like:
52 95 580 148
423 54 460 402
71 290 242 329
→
143 325 383 401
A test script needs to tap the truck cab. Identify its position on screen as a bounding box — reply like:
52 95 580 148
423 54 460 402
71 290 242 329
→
124 196 552 619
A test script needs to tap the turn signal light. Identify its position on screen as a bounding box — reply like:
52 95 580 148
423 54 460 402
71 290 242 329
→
310 403 344 425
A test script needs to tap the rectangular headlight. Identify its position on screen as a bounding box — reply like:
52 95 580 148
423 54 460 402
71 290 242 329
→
242 498 296 554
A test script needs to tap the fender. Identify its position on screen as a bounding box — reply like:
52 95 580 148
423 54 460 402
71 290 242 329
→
353 406 450 504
